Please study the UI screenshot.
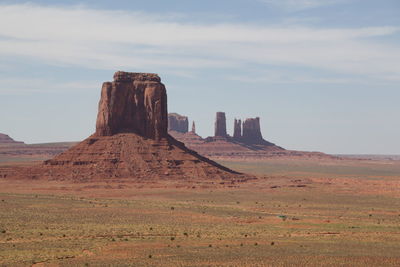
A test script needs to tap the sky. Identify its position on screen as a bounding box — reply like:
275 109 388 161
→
0 0 399 154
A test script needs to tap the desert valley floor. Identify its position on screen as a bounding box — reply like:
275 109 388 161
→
1 153 400 266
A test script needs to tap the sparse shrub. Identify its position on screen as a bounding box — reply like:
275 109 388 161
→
240 243 243 247
209 244 212 247
236 201 240 204
171 207 175 210
177 245 181 248
112 238 116 242
39 233 43 236
148 255 152 258
170 237 175 241
1 230 5 234
183 232 188 237
84 263 89 267
254 242 258 246
149 227 153 231
124 238 128 241
63 234 66 237
271 242 275 246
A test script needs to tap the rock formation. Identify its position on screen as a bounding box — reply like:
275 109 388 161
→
191 121 196 134
168 113 189 133
214 112 227 137
96 72 167 140
11 72 245 181
242 117 263 144
233 119 242 139
0 133 24 144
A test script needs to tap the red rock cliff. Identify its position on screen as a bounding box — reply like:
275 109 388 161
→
95 71 168 140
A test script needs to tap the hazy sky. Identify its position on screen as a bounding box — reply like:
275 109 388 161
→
0 0 399 154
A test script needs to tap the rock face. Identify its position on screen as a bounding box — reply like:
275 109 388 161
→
0 133 24 144
12 71 245 181
214 112 227 137
242 117 263 144
168 113 189 133
233 119 242 139
96 72 167 140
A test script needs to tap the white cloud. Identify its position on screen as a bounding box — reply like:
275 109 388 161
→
258 0 347 11
0 3 399 83
0 77 99 95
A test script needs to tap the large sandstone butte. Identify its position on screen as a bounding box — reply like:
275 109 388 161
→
11 72 244 181
96 72 167 139
168 113 189 133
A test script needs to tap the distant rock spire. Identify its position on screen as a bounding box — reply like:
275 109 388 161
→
191 121 196 134
233 118 242 139
214 112 227 137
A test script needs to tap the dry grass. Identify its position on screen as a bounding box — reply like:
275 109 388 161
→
0 157 400 266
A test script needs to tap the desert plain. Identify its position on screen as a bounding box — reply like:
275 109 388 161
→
1 151 400 266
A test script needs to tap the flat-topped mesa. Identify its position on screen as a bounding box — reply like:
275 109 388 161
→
214 112 227 137
168 113 189 133
233 119 242 139
242 117 264 144
95 71 168 140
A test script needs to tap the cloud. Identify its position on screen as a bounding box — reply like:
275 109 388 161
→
258 0 347 11
0 77 99 95
0 3 399 84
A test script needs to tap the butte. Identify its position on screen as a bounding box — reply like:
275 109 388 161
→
12 71 247 182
